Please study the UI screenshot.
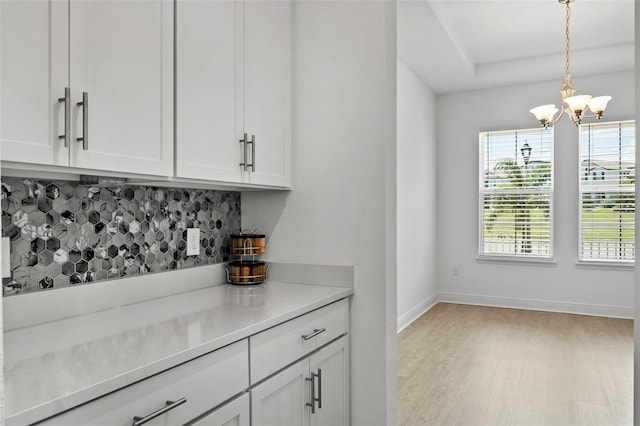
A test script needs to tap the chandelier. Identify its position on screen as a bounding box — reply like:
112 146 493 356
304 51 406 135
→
529 0 611 128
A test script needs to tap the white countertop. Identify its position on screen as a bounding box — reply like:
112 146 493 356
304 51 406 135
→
4 281 353 425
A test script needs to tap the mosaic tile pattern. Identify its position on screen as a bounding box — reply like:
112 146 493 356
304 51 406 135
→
1 178 241 296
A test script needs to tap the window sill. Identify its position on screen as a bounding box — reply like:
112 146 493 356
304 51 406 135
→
476 255 557 267
575 260 634 271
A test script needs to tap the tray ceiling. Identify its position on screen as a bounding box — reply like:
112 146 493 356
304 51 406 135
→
398 0 634 94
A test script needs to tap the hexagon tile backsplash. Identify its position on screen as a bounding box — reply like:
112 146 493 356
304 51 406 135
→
1 178 241 296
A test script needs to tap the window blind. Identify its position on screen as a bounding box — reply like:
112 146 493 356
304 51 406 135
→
479 128 553 258
579 121 635 262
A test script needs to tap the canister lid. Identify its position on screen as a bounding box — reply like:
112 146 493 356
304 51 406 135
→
230 234 265 238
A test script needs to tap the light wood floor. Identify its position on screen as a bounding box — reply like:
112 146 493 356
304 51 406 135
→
398 303 633 426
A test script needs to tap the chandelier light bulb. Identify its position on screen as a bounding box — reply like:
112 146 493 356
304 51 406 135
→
530 104 559 127
563 94 592 123
587 96 612 118
564 95 591 112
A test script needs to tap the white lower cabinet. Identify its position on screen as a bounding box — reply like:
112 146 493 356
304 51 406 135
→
250 336 349 426
309 337 350 426
250 359 309 426
249 299 349 384
33 299 350 426
189 393 250 426
38 340 249 426
249 299 350 426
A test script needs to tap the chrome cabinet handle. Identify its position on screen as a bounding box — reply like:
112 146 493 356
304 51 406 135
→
76 91 88 150
239 133 248 171
132 397 187 426
302 328 326 341
306 375 316 414
249 134 255 172
57 87 70 147
316 368 322 409
306 370 321 414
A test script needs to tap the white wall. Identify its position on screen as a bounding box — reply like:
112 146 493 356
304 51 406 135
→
241 2 397 425
437 71 635 318
396 61 438 331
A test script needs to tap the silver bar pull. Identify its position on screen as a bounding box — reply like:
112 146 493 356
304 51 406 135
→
306 375 316 414
302 328 326 340
57 87 70 147
316 368 322 409
76 91 88 150
249 134 255 172
239 132 248 171
132 397 187 426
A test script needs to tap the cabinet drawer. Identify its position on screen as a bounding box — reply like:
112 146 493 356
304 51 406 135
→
250 298 348 384
41 340 249 426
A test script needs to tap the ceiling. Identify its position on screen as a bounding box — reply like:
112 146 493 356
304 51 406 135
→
398 0 635 94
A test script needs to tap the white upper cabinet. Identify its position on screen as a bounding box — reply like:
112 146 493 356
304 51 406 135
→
1 0 69 166
1 0 174 177
243 0 291 188
68 0 174 176
176 0 291 188
175 0 244 183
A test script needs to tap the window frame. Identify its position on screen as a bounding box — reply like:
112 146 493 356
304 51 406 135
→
578 120 635 264
478 127 555 261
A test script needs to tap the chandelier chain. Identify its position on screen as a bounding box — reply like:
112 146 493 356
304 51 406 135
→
564 0 571 83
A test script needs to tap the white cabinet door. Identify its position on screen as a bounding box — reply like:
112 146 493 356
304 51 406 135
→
175 0 290 188
250 337 349 426
309 337 350 426
0 0 69 166
243 0 291 188
190 393 250 426
68 0 173 176
175 0 244 183
251 359 310 426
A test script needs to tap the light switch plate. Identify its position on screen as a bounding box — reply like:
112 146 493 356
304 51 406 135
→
186 228 200 256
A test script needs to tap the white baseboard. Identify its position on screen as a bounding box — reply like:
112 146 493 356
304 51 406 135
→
438 292 634 319
397 293 438 333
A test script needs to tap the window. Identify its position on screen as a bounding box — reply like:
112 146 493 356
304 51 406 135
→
579 121 635 262
479 128 553 259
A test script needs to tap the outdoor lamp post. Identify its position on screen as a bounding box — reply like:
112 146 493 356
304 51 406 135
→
520 141 532 253
520 142 532 166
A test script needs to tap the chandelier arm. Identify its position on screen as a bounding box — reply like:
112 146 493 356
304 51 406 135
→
548 102 567 127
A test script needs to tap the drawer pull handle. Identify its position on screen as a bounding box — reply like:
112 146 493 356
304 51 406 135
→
302 328 326 340
132 397 187 426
